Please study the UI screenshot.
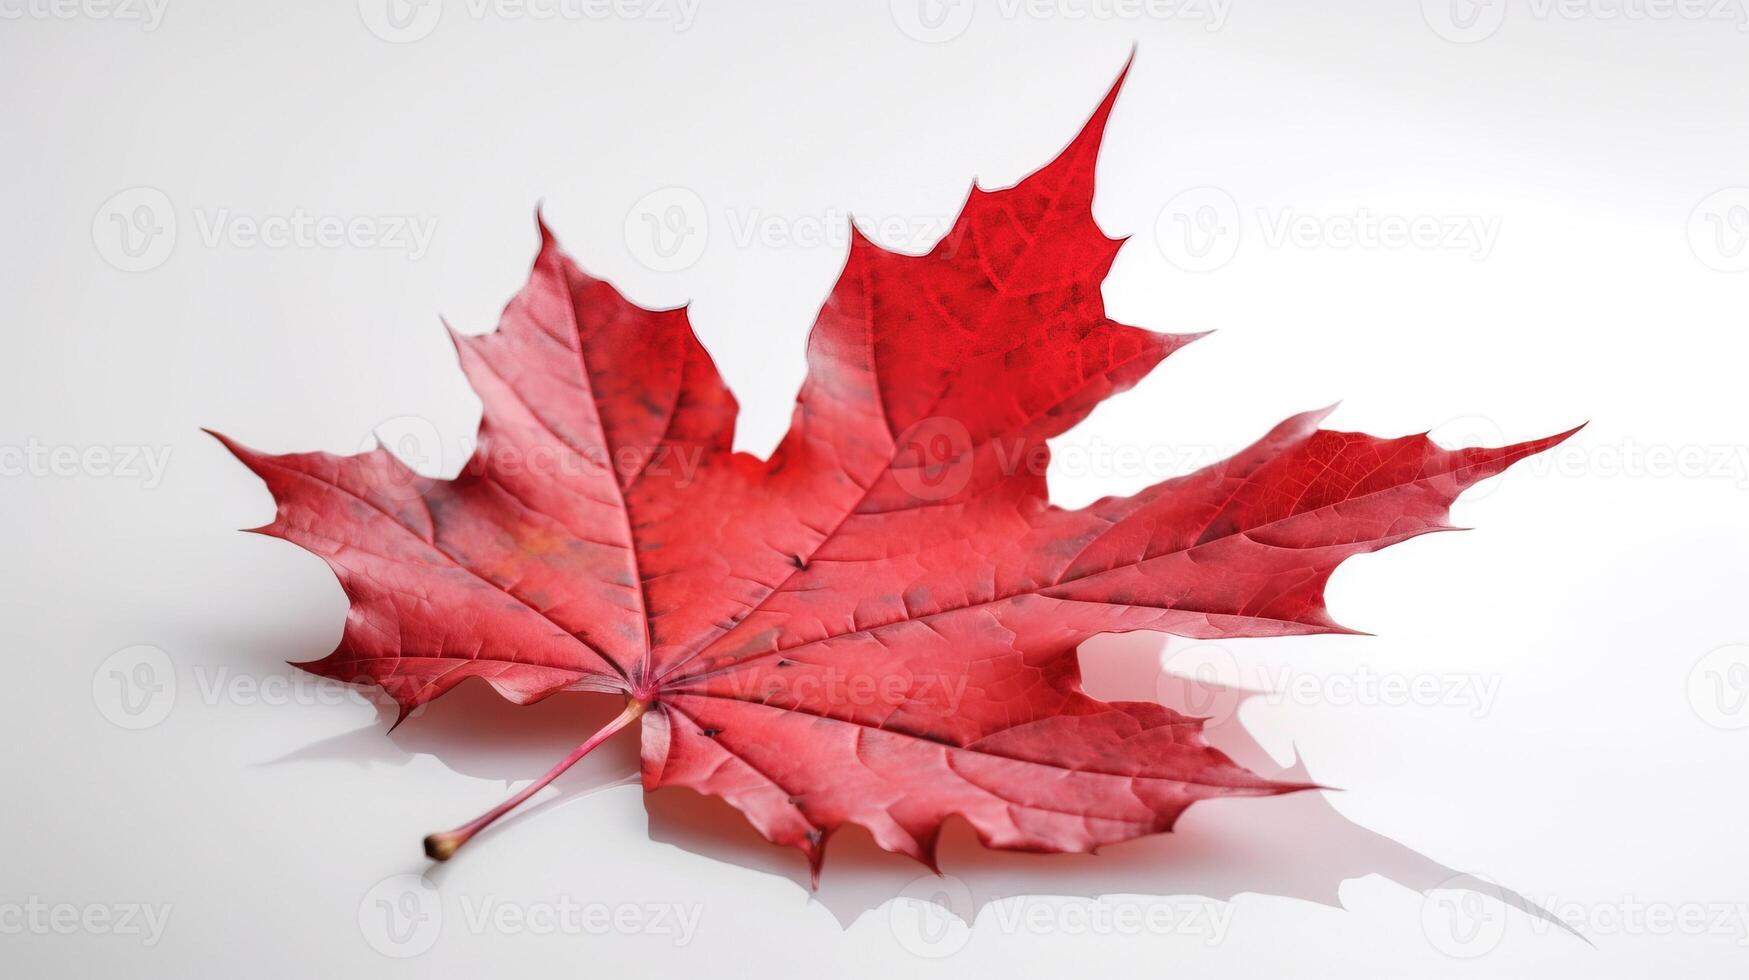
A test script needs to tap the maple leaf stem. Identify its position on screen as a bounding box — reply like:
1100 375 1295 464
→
423 696 648 861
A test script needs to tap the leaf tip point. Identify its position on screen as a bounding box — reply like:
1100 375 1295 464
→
386 703 419 733
1552 421 1588 444
201 427 248 457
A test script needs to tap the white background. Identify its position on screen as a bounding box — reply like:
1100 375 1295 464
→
3 0 1748 975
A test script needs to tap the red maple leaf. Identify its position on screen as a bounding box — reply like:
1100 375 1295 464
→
213 65 1573 877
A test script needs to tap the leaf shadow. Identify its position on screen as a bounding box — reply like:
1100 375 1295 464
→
263 631 1576 940
260 679 641 786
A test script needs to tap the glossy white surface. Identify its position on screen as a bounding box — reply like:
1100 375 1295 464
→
3 2 1746 975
